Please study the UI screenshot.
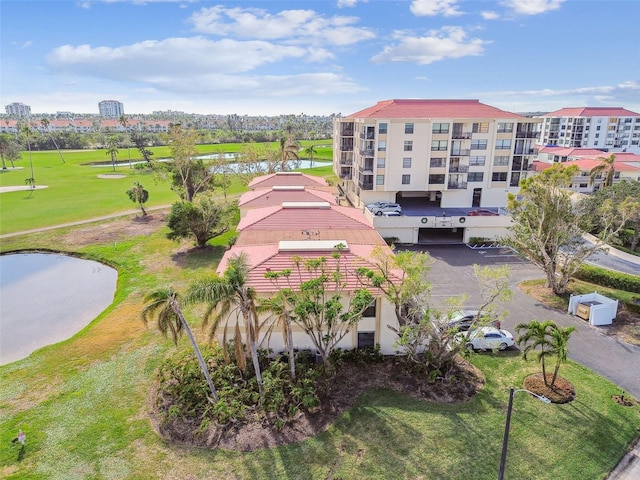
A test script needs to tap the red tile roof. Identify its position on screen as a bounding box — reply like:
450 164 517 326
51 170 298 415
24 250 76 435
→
537 146 606 157
237 204 373 231
217 243 400 293
238 187 336 207
248 172 329 189
347 99 524 119
542 107 640 117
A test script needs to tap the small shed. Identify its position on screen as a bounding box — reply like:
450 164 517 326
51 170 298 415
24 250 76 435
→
568 292 618 326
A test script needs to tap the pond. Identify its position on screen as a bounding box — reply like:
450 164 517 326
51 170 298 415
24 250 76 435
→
0 253 118 365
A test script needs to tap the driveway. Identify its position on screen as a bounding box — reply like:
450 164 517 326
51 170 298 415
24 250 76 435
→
399 244 640 399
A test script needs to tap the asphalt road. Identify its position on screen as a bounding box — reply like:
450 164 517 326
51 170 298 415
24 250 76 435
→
400 244 640 400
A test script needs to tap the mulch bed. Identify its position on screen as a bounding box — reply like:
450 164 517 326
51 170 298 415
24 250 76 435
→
150 357 485 451
523 373 576 404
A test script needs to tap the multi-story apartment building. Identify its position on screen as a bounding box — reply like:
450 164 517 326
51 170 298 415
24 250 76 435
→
537 107 640 154
5 102 31 117
333 99 541 212
98 100 124 118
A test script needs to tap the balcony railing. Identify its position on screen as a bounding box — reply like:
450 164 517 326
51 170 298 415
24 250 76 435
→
450 149 470 156
359 148 375 156
340 129 354 136
358 179 374 190
359 132 375 140
447 181 468 190
339 158 353 166
449 165 469 173
451 132 472 139
516 132 540 138
340 144 353 151
339 172 353 180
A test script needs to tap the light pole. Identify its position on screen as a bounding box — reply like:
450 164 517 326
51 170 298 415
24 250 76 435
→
498 387 551 480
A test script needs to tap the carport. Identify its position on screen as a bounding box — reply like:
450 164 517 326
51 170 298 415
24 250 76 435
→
417 227 465 244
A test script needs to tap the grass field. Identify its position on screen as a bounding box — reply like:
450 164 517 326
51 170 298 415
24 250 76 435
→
1 146 639 479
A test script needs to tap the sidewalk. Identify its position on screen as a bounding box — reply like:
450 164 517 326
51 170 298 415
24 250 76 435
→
607 438 640 479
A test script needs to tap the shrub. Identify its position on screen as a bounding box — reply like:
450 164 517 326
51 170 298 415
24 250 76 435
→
574 265 640 293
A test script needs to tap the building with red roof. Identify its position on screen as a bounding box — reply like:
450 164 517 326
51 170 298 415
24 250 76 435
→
537 107 640 153
238 186 337 217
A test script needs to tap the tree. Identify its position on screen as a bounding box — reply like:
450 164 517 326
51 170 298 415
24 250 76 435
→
141 287 219 402
131 131 154 163
589 154 616 188
22 125 35 187
119 115 132 168
278 135 300 171
257 291 296 380
186 254 264 398
0 134 21 169
166 195 230 248
126 181 149 216
40 117 65 164
105 135 120 171
505 164 630 295
515 320 557 385
548 324 575 388
165 124 215 202
304 144 317 168
268 248 374 366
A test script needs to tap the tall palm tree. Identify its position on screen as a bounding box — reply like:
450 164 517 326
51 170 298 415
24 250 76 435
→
258 292 296 380
278 135 300 171
186 254 264 398
126 181 149 216
515 320 556 386
304 144 317 168
105 135 119 171
548 324 576 388
141 287 219 402
22 124 35 187
589 154 616 188
119 114 132 168
40 117 65 164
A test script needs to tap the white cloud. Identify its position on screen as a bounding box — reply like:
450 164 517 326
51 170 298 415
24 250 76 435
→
500 0 565 15
410 0 463 17
336 0 365 7
188 6 375 46
481 11 500 20
371 26 489 65
10 40 33 49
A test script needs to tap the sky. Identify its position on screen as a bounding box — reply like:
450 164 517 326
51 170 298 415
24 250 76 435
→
1 0 639 117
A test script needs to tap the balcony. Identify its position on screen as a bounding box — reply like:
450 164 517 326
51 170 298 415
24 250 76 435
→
447 181 468 190
358 179 374 190
359 132 375 140
359 148 375 156
339 172 353 180
340 129 354 136
450 149 470 156
340 144 353 152
451 132 472 139
339 158 353 166
449 164 469 173
516 131 540 138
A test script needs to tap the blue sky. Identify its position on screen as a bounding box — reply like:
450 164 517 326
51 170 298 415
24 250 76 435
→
1 0 639 116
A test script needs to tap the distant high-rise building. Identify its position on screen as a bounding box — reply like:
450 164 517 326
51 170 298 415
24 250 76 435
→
5 102 31 117
537 107 640 154
98 100 124 118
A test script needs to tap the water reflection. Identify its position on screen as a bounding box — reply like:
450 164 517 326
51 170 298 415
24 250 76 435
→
0 253 117 365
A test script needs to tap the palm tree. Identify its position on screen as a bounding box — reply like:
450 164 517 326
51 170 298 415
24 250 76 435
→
119 115 132 168
40 117 65 164
304 144 317 168
105 135 119 171
141 287 219 402
548 324 576 388
258 292 296 380
126 181 149 216
278 135 300 171
186 254 264 398
589 154 616 188
22 124 35 187
515 320 556 386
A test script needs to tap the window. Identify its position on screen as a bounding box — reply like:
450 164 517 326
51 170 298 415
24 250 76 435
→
376 174 385 185
595 134 600 138
358 332 375 348
402 157 412 168
492 172 507 182
402 174 411 185
378 140 386 151
497 122 513 133
471 139 487 150
468 172 484 182
510 172 521 187
432 123 450 134
362 301 376 318
404 140 413 151
494 156 509 166
430 157 446 167
579 183 588 188
431 140 447 151
377 157 385 168
473 122 489 133
429 174 445 184
495 139 512 150
378 123 387 134
469 156 486 166
596 126 601 130
405 123 414 134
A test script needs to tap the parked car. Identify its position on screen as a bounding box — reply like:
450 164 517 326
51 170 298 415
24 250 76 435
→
445 310 501 332
468 209 499 216
382 211 403 217
455 326 514 351
367 202 402 215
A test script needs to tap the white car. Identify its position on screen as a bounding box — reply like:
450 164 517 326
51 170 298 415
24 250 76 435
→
456 327 514 351
367 202 402 216
445 310 501 332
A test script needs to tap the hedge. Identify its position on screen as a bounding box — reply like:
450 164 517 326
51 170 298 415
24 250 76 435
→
575 264 640 293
